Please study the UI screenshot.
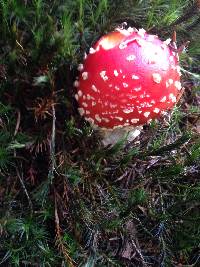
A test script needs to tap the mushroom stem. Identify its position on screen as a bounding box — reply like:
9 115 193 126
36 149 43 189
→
99 126 142 147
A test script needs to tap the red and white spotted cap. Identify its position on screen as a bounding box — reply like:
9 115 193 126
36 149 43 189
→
74 27 183 129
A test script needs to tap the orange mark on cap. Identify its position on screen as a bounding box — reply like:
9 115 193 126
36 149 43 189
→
97 32 125 50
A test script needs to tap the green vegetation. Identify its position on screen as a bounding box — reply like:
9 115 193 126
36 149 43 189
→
0 0 200 266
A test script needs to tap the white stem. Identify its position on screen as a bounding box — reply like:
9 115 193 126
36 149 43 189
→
99 126 142 146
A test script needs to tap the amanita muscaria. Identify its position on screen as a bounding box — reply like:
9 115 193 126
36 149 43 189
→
74 27 183 145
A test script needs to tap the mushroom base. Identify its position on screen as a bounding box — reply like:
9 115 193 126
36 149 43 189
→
98 126 142 147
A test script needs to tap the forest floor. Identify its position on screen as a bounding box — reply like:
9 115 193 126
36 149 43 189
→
0 1 200 266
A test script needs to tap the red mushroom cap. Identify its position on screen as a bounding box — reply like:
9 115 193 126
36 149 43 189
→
75 28 183 129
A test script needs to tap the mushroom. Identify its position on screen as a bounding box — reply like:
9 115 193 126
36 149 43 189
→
74 27 183 146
